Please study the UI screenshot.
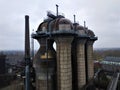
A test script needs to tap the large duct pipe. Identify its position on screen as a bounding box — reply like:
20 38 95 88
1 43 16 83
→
47 11 56 19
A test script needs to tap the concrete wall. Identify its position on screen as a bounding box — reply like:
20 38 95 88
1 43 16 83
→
76 39 86 89
55 36 73 90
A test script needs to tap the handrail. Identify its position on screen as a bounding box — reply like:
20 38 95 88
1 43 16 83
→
107 72 120 90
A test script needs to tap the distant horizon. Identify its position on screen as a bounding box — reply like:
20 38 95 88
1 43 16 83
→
1 47 120 51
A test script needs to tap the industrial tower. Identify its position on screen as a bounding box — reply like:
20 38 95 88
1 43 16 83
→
31 6 97 90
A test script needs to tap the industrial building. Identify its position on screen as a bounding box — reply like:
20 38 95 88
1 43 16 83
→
100 57 120 72
32 8 97 90
0 52 6 74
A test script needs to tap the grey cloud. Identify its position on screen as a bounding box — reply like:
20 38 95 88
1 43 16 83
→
0 0 120 50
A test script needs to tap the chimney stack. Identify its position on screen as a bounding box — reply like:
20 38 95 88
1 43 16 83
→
25 15 30 62
25 15 30 90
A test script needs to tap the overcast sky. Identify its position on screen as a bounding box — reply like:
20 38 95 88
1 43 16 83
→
0 0 120 50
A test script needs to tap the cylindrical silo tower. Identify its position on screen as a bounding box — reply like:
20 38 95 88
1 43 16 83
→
32 17 57 90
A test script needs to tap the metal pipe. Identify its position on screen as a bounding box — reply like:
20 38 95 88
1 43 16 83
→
56 4 58 16
74 15 76 23
25 65 30 90
46 38 49 90
31 29 34 64
84 21 86 28
47 12 56 19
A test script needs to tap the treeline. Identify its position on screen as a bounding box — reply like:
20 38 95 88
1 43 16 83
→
93 48 120 61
